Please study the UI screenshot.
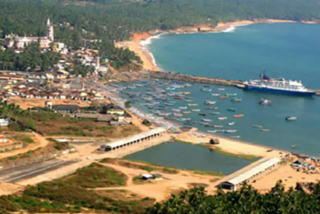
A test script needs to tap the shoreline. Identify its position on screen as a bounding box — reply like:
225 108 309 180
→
116 19 318 71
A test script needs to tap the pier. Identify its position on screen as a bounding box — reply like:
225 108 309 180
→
144 71 320 96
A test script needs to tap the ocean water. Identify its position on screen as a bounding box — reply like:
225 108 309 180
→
149 23 320 88
126 142 254 175
121 23 320 156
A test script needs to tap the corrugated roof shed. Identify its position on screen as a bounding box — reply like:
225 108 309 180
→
105 127 166 149
224 157 280 186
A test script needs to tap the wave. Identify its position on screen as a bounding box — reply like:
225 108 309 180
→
140 34 163 47
221 25 236 33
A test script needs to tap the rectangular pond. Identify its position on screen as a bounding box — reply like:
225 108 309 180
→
125 142 256 175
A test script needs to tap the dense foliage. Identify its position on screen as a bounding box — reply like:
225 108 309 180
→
0 0 320 70
145 181 320 214
0 43 59 71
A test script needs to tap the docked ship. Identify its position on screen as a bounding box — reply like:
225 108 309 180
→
243 73 316 96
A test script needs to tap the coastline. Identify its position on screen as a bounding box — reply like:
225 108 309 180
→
116 19 317 71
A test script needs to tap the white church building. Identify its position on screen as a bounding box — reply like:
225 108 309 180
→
5 18 54 50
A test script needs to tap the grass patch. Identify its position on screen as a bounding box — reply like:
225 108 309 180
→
192 169 225 177
60 163 127 188
101 158 179 174
132 176 151 184
213 147 259 162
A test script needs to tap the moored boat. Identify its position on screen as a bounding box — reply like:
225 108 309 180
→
226 93 237 97
225 129 237 133
231 136 240 139
192 109 201 112
218 88 225 91
202 118 212 122
213 125 223 128
210 112 220 115
231 98 242 102
228 122 235 126
259 99 272 106
220 96 228 99
286 116 297 121
260 129 270 132
199 113 206 116
234 114 244 118
253 124 263 128
206 106 218 110
218 117 227 120
205 100 216 105
212 93 220 97
188 103 198 106
227 108 236 112
183 111 191 114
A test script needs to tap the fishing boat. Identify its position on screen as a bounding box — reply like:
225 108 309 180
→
225 130 237 133
260 129 270 132
199 113 206 116
231 98 242 102
253 124 263 128
214 125 223 128
234 114 244 118
226 93 237 97
227 108 236 112
165 103 174 106
182 92 191 95
183 111 191 114
188 103 198 106
259 99 272 106
218 88 225 91
206 106 218 110
201 86 212 92
179 106 188 109
184 99 192 102
212 93 220 97
202 118 212 122
215 130 226 133
173 113 183 117
172 109 181 112
207 130 217 133
220 96 228 99
228 122 235 126
286 116 297 121
192 109 201 112
244 73 316 96
166 87 176 91
218 117 227 120
174 96 183 100
205 100 216 105
199 122 210 126
231 136 240 139
210 112 220 115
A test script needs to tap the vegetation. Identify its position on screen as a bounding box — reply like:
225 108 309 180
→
0 43 59 71
101 158 179 174
60 163 127 188
15 163 151 213
31 109 140 136
145 181 320 213
212 147 259 162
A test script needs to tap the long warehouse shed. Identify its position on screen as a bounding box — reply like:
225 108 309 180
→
100 127 166 151
220 157 280 191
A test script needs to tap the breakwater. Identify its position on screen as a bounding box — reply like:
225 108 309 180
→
144 71 320 95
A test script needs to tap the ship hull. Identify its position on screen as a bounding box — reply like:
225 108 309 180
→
244 85 316 96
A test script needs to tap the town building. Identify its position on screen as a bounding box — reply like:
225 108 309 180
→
220 158 280 191
52 105 79 113
100 127 166 151
104 104 125 115
5 18 54 49
0 117 9 127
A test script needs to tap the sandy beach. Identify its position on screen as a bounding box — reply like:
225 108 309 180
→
116 19 317 71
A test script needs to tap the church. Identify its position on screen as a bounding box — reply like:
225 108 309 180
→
4 18 54 50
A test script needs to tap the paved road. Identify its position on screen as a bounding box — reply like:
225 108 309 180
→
0 159 78 183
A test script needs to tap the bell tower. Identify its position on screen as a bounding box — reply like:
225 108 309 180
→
46 18 54 41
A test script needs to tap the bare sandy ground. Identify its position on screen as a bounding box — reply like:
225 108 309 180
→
0 132 49 159
8 97 90 110
173 130 285 158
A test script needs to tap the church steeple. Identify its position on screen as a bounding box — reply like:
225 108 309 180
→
46 18 54 41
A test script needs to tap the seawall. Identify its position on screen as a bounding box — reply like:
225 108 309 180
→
143 71 320 96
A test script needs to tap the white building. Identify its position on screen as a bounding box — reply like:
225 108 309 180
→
220 157 280 191
5 18 54 49
0 118 9 127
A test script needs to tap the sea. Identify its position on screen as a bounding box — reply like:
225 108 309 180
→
119 23 320 170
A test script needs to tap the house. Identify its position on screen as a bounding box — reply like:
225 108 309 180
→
0 135 8 143
0 117 9 127
96 115 117 123
105 104 125 116
52 105 79 113
142 174 153 180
